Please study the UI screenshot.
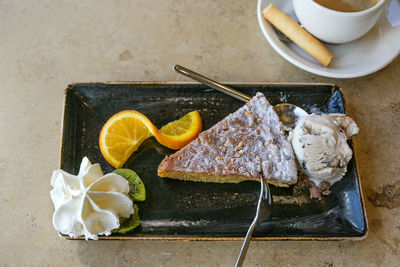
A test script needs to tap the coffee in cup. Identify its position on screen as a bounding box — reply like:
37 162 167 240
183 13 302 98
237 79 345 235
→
293 0 386 44
313 0 380 13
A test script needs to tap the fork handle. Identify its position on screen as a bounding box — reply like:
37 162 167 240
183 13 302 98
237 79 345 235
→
235 216 258 267
235 178 266 267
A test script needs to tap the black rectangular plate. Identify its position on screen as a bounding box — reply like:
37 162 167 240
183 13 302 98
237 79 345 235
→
61 82 367 240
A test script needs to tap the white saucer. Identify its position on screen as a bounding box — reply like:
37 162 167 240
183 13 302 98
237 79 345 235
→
257 0 400 78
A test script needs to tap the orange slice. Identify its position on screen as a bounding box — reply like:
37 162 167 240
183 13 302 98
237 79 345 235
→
99 110 156 168
157 111 202 150
99 110 202 168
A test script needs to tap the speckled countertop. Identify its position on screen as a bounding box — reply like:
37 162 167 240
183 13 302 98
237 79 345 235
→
1 0 399 266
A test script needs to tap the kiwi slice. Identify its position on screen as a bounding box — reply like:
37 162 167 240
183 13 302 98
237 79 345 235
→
113 204 141 234
113 168 146 202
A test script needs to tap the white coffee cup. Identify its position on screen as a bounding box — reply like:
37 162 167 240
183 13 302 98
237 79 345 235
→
293 0 387 44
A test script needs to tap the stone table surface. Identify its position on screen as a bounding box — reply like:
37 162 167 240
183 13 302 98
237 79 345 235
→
1 0 399 266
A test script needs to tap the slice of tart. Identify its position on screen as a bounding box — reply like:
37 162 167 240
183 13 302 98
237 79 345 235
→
157 92 297 187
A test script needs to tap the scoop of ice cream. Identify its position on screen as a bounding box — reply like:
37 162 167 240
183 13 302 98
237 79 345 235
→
50 157 133 240
289 114 357 186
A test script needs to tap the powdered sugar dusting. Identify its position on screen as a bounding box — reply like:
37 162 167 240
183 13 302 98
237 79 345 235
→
158 92 297 185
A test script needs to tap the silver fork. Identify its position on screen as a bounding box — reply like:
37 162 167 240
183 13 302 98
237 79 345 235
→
235 177 272 267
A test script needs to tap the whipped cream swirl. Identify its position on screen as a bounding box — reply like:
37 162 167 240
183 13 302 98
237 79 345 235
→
50 157 133 240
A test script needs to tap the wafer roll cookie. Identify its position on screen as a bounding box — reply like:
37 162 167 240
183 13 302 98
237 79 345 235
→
262 4 333 67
